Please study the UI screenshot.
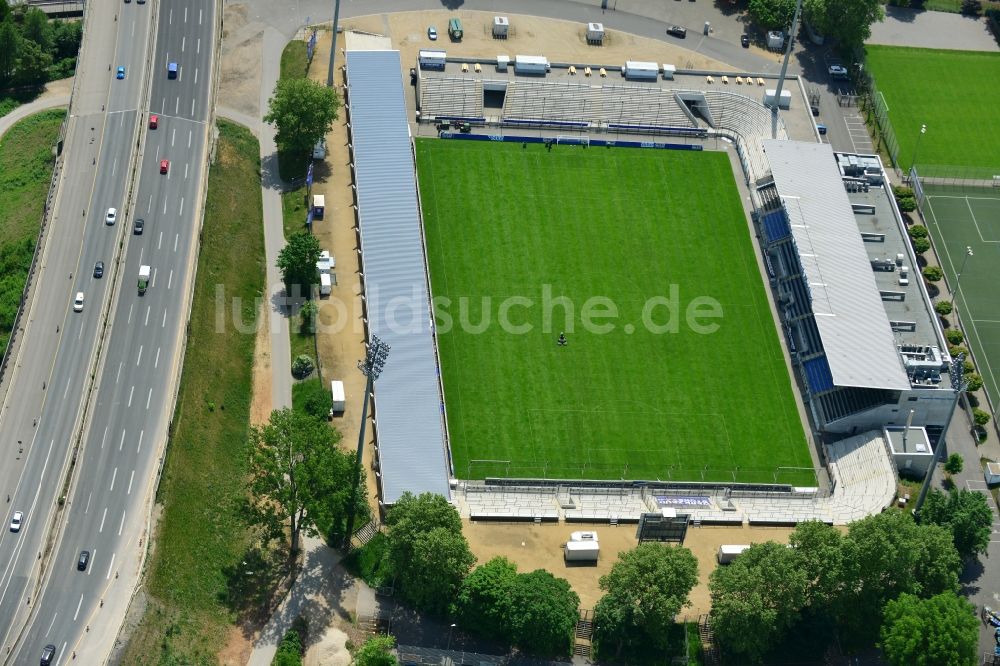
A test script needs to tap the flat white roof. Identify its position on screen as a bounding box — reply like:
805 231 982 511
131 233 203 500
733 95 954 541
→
764 140 910 391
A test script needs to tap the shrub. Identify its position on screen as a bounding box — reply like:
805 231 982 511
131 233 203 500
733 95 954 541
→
911 236 931 253
291 354 314 378
908 224 929 239
946 328 964 345
273 629 303 666
943 453 963 476
935 300 953 316
292 378 332 419
965 373 983 393
922 266 943 282
896 194 917 213
973 408 991 426
949 345 968 359
963 358 975 374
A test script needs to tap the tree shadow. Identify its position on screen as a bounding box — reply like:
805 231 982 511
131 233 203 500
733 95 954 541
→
959 556 985 595
440 0 465 9
220 545 294 630
884 5 921 23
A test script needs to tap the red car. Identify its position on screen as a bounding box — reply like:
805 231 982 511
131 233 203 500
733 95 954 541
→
160 159 169 174
149 114 158 129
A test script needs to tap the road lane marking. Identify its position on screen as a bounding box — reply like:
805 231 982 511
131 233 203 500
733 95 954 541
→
162 309 166 328
73 595 83 620
131 18 135 37
158 231 163 250
194 68 198 85
136 345 143 366
45 612 58 636
175 97 180 115
182 36 186 52
146 387 152 409
154 347 160 368
168 269 173 290
174 234 179 252
191 98 195 116
197 37 201 54
184 163 189 179
169 8 172 24
101 427 108 449
163 197 168 214
160 97 165 114
188 129 192 148
138 430 144 453
147 193 152 213
85 492 92 513
127 470 135 496
199 8 203 24
99 507 107 532
120 113 124 128
110 467 118 492
179 197 185 216
171 128 176 146
87 549 95 576
128 302 134 324
63 377 71 400
112 157 118 179
106 553 116 580
118 510 126 535
184 7 187 22
119 429 126 451
78 321 84 340
116 361 123 383
144 305 150 326
128 385 134 407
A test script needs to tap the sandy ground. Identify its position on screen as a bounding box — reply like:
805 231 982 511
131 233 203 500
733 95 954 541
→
220 3 264 119
249 301 273 426
463 520 793 615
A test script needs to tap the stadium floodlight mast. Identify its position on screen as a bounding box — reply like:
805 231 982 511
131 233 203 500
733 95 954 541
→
342 334 390 550
326 0 343 87
768 0 802 127
913 351 968 518
909 124 927 175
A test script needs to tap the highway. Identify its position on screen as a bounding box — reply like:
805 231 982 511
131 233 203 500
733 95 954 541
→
0 0 217 662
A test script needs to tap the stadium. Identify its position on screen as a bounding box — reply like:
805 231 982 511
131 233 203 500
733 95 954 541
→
340 29 959 527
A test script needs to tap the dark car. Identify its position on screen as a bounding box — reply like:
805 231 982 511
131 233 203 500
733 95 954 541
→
41 644 56 666
94 261 104 278
667 25 687 38
741 33 750 48
77 550 90 571
134 218 144 234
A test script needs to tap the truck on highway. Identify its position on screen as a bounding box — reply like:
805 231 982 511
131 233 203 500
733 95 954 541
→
138 265 151 295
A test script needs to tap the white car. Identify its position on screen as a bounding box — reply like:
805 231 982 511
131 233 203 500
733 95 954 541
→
9 511 22 532
427 26 438 40
828 64 849 79
105 207 117 225
73 292 85 312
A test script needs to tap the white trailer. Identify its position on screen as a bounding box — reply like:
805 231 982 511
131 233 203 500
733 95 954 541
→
312 194 325 219
330 380 345 413
418 50 447 71
138 265 151 295
586 22 604 44
623 60 659 81
763 89 792 109
564 540 600 563
717 544 751 564
492 16 509 38
514 55 549 75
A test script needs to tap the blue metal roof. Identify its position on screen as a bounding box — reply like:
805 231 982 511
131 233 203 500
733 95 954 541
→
803 356 835 394
345 50 451 503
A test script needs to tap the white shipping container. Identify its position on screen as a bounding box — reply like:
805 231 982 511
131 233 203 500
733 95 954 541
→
717 544 751 564
662 64 676 80
623 60 659 80
319 272 332 296
418 50 447 70
514 55 549 75
763 89 792 109
493 16 509 37
586 22 605 43
564 540 600 562
330 380 346 412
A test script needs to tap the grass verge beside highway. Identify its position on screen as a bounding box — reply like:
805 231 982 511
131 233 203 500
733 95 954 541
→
0 108 64 357
121 120 270 664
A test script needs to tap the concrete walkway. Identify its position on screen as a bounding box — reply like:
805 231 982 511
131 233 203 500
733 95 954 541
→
868 6 999 51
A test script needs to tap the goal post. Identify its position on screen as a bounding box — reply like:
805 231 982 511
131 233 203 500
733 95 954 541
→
556 135 590 146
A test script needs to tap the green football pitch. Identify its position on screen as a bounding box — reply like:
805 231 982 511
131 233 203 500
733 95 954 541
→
415 139 813 484
865 45 1000 171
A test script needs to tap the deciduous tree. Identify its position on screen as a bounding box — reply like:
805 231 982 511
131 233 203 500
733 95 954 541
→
919 488 993 560
506 570 580 656
0 21 20 85
277 231 321 297
264 77 340 157
354 634 397 666
594 543 698 655
747 0 797 30
453 557 518 641
880 592 978 666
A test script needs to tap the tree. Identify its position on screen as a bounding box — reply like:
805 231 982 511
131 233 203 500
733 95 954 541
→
964 373 983 392
747 0 797 30
246 408 356 556
880 592 978 666
922 266 944 282
293 378 332 420
919 488 993 560
912 237 931 254
51 20 82 60
264 77 340 157
934 300 953 316
14 39 52 86
709 542 808 662
908 224 929 239
291 354 314 379
973 407 991 426
354 635 397 666
594 543 698 656
299 300 318 333
21 8 52 52
453 557 518 642
277 231 321 297
386 493 475 615
943 453 963 476
506 570 580 656
273 629 303 666
0 20 20 85
789 520 845 607
800 0 884 47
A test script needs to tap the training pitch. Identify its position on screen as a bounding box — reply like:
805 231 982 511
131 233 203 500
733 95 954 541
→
865 45 1000 170
416 139 813 484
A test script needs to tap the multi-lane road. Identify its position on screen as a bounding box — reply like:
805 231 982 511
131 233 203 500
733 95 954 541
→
0 0 216 662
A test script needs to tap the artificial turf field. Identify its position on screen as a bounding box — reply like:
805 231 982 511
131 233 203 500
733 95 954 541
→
865 46 1000 170
416 139 813 484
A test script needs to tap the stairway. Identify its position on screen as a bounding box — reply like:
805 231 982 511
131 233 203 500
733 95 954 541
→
698 614 720 666
573 610 594 660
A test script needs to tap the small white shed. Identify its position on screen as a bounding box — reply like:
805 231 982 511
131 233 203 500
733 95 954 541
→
492 16 509 38
330 380 346 413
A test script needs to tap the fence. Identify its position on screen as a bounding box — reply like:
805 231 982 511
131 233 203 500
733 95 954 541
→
858 70 900 168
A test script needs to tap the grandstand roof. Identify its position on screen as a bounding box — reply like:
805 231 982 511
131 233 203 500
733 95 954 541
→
763 140 910 391
345 50 452 503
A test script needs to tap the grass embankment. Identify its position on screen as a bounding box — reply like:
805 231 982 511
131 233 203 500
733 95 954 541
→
122 120 268 664
0 108 64 356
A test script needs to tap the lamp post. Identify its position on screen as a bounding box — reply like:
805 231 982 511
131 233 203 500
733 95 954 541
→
326 0 343 87
909 123 927 176
954 245 974 304
447 623 457 651
342 334 390 550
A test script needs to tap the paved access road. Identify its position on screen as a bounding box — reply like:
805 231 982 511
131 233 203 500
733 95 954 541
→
1 0 217 662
